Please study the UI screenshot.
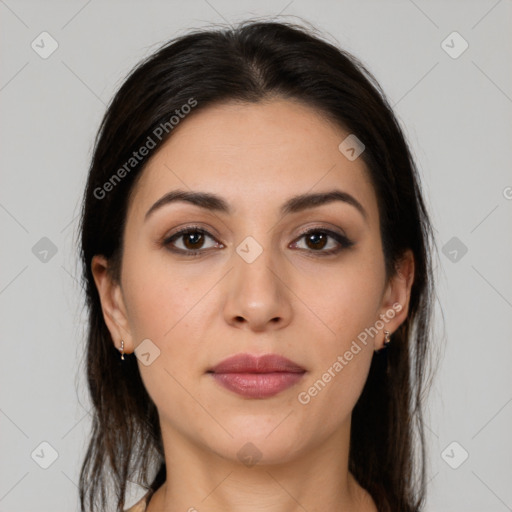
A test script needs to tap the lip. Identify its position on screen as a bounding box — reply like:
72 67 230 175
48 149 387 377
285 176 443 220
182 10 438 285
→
207 353 306 399
209 353 305 374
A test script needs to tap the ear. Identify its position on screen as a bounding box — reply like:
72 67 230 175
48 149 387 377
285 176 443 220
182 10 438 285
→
91 255 134 354
374 249 415 350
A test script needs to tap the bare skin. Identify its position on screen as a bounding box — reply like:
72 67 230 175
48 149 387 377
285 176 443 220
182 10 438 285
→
93 98 414 512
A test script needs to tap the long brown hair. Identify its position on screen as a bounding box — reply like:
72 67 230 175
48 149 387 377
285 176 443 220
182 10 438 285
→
78 19 437 512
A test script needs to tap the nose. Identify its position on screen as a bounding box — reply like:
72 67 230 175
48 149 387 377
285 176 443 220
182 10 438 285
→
222 243 293 333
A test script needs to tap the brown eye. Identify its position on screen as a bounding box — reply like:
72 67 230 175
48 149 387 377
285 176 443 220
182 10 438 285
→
163 227 221 255
304 231 328 250
182 231 205 250
292 228 354 256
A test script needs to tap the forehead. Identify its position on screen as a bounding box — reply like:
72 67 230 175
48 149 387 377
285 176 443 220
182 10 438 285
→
127 98 379 226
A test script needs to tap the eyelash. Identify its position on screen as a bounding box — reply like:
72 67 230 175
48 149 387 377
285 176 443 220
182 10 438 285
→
162 225 355 257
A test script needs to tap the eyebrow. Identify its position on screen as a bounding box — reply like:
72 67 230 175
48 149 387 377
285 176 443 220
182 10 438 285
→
144 188 368 223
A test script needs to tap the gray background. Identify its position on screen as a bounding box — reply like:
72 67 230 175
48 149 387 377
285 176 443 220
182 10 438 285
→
1 1 511 511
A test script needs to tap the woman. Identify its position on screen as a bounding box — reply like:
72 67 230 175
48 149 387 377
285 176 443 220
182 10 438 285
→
78 19 436 512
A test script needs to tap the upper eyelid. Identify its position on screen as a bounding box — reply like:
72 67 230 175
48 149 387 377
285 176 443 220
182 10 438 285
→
164 226 219 244
166 224 345 239
296 224 346 237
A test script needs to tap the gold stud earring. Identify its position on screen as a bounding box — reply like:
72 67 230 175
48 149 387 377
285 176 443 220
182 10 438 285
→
383 330 391 347
119 340 125 360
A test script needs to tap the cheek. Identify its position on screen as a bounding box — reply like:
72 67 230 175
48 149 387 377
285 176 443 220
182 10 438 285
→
121 249 201 341
296 291 377 431
301 252 385 342
293 251 384 416
120 254 209 419
120 251 217 387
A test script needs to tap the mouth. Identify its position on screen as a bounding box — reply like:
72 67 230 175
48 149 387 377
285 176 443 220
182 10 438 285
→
207 353 306 399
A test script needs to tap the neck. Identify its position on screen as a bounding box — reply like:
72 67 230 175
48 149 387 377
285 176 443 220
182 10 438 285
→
146 420 377 512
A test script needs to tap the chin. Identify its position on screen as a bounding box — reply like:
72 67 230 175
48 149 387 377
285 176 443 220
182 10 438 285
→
206 423 307 466
218 439 304 468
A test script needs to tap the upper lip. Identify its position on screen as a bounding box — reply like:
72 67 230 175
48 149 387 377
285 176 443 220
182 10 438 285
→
208 353 305 374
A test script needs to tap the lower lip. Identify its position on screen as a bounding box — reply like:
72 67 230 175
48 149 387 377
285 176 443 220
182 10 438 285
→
210 372 305 398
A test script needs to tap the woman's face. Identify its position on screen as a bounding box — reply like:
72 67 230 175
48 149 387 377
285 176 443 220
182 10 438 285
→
93 98 413 465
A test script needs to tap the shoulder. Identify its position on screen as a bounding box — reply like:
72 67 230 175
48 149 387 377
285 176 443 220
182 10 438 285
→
124 492 150 512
